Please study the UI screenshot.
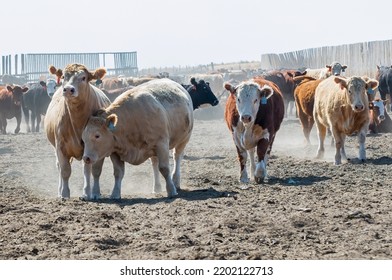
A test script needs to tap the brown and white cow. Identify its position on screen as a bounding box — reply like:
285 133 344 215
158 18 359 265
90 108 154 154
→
0 85 29 134
81 78 194 199
224 77 284 183
44 63 120 199
293 75 323 145
313 76 378 165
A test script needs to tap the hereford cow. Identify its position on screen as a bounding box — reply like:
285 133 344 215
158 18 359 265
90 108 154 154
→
224 77 284 183
369 99 392 133
44 63 120 199
306 62 347 80
293 75 323 144
81 78 194 199
375 65 392 110
182 77 219 110
314 76 378 165
0 85 29 134
23 79 57 132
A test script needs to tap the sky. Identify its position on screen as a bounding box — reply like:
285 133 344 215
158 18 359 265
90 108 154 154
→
2 0 392 70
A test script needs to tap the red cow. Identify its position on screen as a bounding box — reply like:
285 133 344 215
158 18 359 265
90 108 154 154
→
224 77 284 183
0 85 29 134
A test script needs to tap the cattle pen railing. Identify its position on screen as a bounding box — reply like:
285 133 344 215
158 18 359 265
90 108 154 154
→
260 39 392 78
1 51 138 83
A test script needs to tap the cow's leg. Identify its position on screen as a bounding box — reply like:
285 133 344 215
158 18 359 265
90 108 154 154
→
332 128 343 165
297 105 311 145
23 108 31 133
248 148 256 179
91 158 105 200
0 117 6 134
357 128 367 162
236 145 249 183
340 134 348 163
315 121 327 159
109 153 124 199
82 162 92 199
35 113 41 133
156 143 177 198
150 156 162 193
56 147 71 198
31 111 36 133
255 137 271 184
172 139 190 190
14 113 21 134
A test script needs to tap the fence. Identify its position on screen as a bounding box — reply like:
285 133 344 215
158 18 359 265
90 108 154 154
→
260 39 392 78
1 51 138 83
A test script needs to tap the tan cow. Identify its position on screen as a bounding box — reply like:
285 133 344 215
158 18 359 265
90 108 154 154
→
313 75 378 165
44 63 120 199
81 78 194 199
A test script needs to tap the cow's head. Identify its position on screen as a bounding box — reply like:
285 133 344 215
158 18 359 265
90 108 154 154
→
326 62 347 76
371 99 387 123
7 85 29 106
187 77 219 109
50 64 106 98
334 76 377 112
39 78 58 98
82 109 117 165
225 81 274 126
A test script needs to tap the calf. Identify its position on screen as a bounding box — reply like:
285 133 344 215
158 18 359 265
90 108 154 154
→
224 77 284 183
314 76 378 165
0 85 29 134
82 78 194 199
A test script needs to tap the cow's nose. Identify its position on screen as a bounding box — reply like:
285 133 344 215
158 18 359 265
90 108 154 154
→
355 104 364 111
241 115 252 123
83 156 91 164
213 100 219 106
379 115 385 121
63 86 75 95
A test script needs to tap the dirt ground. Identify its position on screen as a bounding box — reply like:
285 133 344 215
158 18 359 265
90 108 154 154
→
1 106 392 260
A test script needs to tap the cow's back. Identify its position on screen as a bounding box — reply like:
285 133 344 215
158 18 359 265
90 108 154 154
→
111 78 193 149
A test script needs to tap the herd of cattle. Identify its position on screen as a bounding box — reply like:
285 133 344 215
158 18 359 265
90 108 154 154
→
1 61 392 199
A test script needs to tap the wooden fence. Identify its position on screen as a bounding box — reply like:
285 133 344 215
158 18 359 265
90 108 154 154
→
260 39 392 78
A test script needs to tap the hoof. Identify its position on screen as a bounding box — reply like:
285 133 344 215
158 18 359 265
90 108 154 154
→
254 176 264 184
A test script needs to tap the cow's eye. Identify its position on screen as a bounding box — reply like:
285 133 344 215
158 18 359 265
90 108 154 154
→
237 98 240 103
254 99 258 104
95 134 100 139
82 76 86 81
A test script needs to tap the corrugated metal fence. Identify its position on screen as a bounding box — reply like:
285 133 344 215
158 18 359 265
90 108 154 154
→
260 39 392 78
1 52 138 83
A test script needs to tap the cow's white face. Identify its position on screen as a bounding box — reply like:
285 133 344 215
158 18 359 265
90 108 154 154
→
62 70 88 98
46 79 57 98
234 82 273 126
82 115 116 164
327 62 347 76
373 100 386 122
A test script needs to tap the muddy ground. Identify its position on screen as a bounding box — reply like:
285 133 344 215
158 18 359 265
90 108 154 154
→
1 107 392 260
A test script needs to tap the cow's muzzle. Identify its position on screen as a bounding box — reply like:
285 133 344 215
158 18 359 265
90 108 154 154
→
241 114 252 123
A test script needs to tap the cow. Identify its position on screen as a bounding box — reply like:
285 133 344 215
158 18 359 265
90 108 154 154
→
313 76 378 165
224 77 284 183
101 76 129 90
293 75 323 145
44 63 120 199
102 85 134 102
375 65 392 111
369 99 392 133
182 77 219 110
81 78 194 199
259 69 303 118
191 73 225 99
0 85 29 134
22 79 58 132
306 62 347 80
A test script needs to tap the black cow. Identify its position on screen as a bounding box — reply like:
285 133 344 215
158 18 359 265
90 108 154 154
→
22 79 57 132
376 65 392 110
182 77 219 110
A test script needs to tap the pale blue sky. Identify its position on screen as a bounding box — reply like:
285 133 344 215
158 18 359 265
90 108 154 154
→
2 0 392 69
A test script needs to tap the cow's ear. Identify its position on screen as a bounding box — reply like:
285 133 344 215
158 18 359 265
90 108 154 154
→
22 87 29 93
190 77 197 86
39 81 46 87
106 114 118 132
342 65 347 70
326 65 332 70
334 76 347 89
259 85 274 101
366 80 379 90
224 83 236 95
91 68 107 81
6 85 13 92
49 65 57 75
